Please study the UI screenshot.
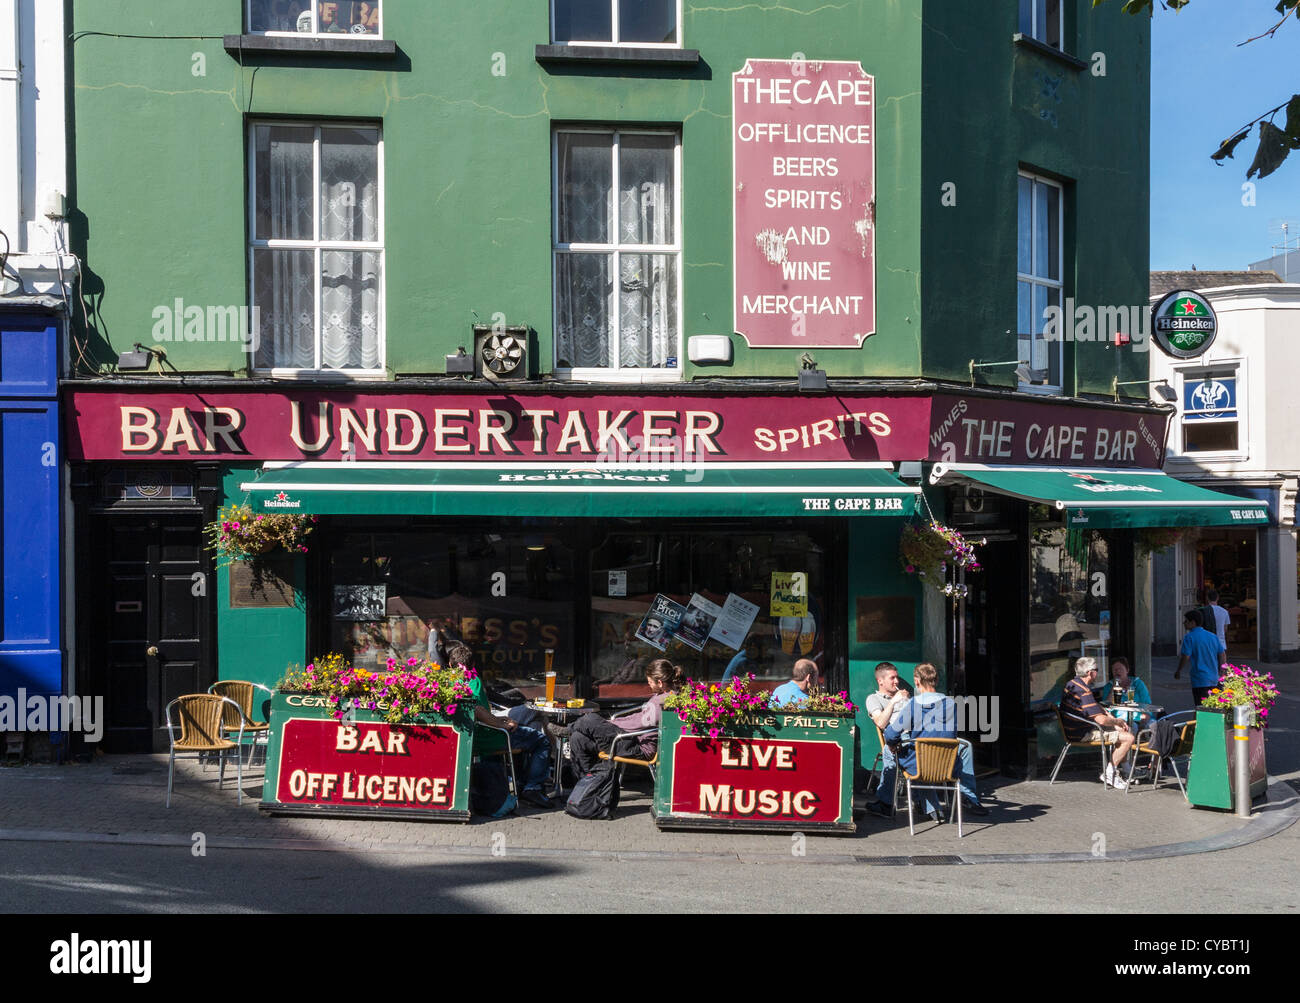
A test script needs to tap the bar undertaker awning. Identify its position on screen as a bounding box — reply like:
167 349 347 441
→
241 462 920 518
929 464 1269 529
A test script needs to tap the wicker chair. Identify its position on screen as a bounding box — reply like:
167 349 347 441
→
901 737 969 837
165 694 245 808
208 680 272 765
1049 705 1115 787
597 728 659 786
1126 712 1197 799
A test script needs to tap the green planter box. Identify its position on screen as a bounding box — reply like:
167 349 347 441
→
652 709 856 834
260 692 473 821
1186 708 1268 811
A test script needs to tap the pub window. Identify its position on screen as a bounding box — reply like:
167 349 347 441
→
590 529 825 700
553 129 682 380
248 1 382 37
329 529 577 698
1018 0 1062 50
1029 520 1112 704
552 0 680 46
1017 171 1065 391
1179 366 1242 456
100 467 196 502
249 122 384 373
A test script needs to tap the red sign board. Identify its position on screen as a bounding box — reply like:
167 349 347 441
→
667 735 843 823
274 718 462 811
65 390 929 463
733 59 876 348
928 394 1169 468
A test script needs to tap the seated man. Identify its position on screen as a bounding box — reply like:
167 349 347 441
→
450 643 554 814
864 661 910 817
883 662 988 821
1062 656 1135 790
769 659 818 708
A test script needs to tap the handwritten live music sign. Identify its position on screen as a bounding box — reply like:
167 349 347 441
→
733 59 876 349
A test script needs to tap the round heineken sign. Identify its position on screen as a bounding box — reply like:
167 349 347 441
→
1152 289 1218 359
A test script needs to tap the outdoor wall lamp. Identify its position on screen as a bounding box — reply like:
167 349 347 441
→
1112 376 1176 403
968 358 1029 387
798 352 827 392
116 343 168 374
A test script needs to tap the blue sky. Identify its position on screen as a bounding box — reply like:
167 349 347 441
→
1151 1 1299 270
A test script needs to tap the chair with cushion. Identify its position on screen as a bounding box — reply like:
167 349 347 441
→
165 694 245 808
1049 705 1114 787
1126 711 1197 799
901 737 969 837
208 680 272 766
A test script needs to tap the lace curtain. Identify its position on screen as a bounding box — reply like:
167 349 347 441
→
254 125 381 371
556 132 676 369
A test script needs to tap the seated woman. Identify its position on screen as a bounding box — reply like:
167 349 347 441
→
551 659 684 775
1110 658 1152 705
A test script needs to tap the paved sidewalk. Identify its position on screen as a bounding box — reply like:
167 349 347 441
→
0 655 1293 865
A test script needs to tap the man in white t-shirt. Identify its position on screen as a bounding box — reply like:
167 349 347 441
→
1207 589 1230 666
865 662 910 817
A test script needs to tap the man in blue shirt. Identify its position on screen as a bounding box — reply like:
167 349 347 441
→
1175 608 1223 705
884 662 976 821
770 659 817 707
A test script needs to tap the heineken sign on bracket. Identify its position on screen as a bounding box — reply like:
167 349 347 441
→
1152 289 1218 359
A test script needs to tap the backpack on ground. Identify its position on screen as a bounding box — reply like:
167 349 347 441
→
564 761 621 820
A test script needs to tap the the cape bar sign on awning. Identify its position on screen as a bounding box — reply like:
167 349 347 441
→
734 58 876 348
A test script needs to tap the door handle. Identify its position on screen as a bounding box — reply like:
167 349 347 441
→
146 645 159 657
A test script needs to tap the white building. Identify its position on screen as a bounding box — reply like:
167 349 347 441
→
0 0 75 299
1148 271 1300 664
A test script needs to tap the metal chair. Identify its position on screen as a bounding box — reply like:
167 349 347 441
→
1126 711 1198 799
475 707 519 803
597 727 659 788
901 737 969 837
1049 705 1115 787
208 680 272 766
165 694 245 808
868 725 905 810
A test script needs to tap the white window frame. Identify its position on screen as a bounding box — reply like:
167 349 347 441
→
1017 170 1065 394
247 121 386 379
552 127 683 383
247 1 384 39
1019 0 1063 50
1174 357 1248 462
550 0 682 47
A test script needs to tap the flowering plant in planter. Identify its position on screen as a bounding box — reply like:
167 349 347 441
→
769 688 857 715
1200 664 1280 729
664 674 772 740
900 522 983 598
278 653 476 725
204 502 316 564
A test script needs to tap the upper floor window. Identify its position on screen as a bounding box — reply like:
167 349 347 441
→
1179 365 1243 456
553 129 681 380
249 123 384 374
553 0 680 46
1017 172 1064 391
249 1 382 37
1019 0 1062 49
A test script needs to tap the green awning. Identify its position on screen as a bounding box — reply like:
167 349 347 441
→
930 465 1269 529
240 462 919 519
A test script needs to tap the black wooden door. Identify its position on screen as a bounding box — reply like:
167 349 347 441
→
98 516 211 752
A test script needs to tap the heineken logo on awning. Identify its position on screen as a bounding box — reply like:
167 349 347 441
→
1067 473 1161 495
264 491 302 509
1152 289 1218 359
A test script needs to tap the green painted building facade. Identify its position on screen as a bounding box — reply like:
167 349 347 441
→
64 1 1171 778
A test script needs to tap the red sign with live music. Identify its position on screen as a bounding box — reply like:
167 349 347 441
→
669 736 842 823
276 718 461 810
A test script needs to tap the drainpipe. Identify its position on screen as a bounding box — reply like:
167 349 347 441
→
0 0 20 252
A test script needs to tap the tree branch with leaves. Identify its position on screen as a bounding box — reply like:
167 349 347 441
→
1095 0 1300 178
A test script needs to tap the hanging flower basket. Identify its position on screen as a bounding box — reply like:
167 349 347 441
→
1133 527 1184 559
204 502 316 565
899 522 983 598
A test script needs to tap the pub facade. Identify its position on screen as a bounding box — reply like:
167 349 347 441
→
61 1 1259 775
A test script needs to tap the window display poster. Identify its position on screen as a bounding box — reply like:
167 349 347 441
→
709 593 761 650
608 570 628 597
675 593 723 651
333 584 387 621
636 593 686 652
770 571 808 617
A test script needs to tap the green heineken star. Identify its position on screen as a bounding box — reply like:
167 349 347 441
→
1152 289 1218 359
